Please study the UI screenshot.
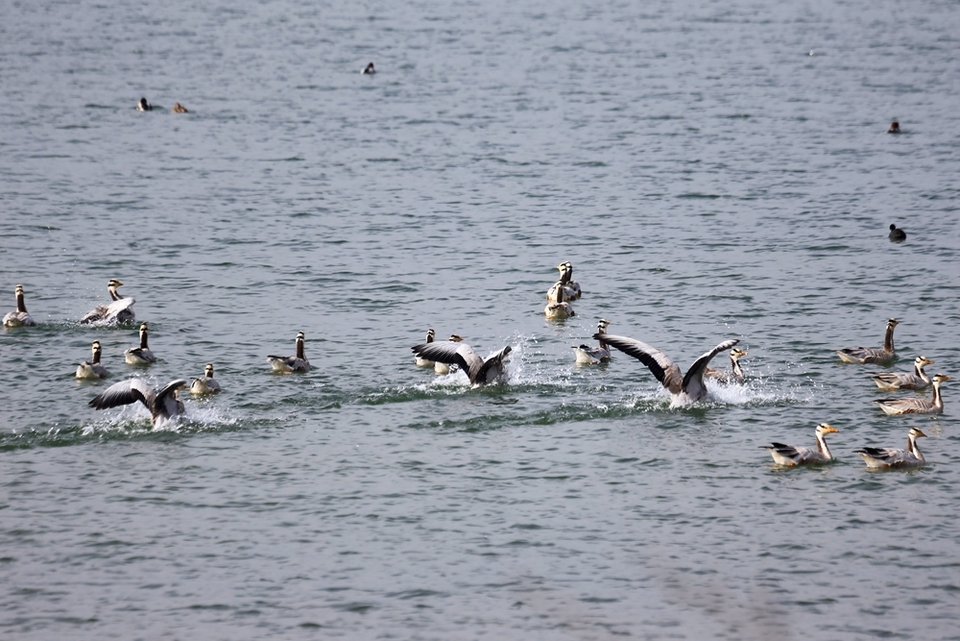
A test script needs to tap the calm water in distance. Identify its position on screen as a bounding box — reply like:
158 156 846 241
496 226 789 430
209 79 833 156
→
2 0 960 639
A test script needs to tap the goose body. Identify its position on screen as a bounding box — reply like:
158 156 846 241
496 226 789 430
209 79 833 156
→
836 318 898 365
573 319 612 364
705 348 748 383
595 332 740 407
875 374 950 415
411 339 511 386
414 329 437 367
124 322 156 365
172 102 188 113
89 378 187 428
3 285 36 327
871 356 934 391
761 423 839 466
434 334 463 375
547 261 581 302
267 331 311 372
81 279 136 325
190 363 221 395
854 427 926 469
544 282 575 319
75 340 109 379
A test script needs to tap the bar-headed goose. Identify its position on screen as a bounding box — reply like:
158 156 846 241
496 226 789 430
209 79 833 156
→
871 356 934 391
544 282 575 319
547 261 581 302
411 338 511 386
595 331 740 407
573 319 612 364
76 340 109 379
3 285 36 327
415 329 437 367
89 378 187 428
705 348 748 383
124 322 156 365
190 363 221 395
875 374 950 415
81 278 136 325
267 331 311 372
434 334 463 374
761 423 839 466
836 318 898 365
854 427 926 469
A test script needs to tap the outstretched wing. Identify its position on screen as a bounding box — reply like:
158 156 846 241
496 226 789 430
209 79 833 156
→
594 333 683 393
682 339 741 398
412 341 482 373
475 346 512 385
155 379 188 419
89 378 155 410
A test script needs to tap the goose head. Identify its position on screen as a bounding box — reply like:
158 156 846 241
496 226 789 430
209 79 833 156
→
815 423 839 438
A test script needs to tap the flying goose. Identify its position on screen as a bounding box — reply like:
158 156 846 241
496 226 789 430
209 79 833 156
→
870 356 934 391
544 281 575 319
267 331 311 372
81 279 136 325
594 331 740 407
760 423 839 466
836 318 898 365
705 348 749 384
434 334 464 374
573 319 612 364
854 427 927 469
411 338 511 386
75 340 109 379
89 378 187 428
875 374 950 415
415 329 437 367
3 284 36 327
190 363 221 395
124 322 156 365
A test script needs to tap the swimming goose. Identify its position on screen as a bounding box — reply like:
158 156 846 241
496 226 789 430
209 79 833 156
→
573 319 612 364
137 97 152 111
411 338 511 386
172 102 188 113
854 427 926 469
89 378 187 428
705 348 749 383
888 224 906 242
760 423 839 466
836 318 898 365
3 284 36 327
875 374 950 415
871 356 934 391
547 261 581 302
267 331 311 372
75 340 109 379
80 278 136 325
544 281 575 319
594 331 740 407
124 322 157 365
190 363 221 395
361 62 376 75
415 329 437 367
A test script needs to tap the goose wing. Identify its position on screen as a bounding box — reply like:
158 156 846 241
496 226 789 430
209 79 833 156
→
154 379 188 419
412 341 483 374
594 333 683 394
102 296 135 321
474 346 512 385
89 378 156 411
681 339 741 398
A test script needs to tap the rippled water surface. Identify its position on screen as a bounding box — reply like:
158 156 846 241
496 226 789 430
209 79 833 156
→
3 0 960 639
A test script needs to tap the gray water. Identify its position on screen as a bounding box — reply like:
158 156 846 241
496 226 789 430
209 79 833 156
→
3 0 960 638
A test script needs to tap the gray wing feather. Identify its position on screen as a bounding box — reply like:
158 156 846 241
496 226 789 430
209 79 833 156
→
682 339 741 397
89 378 156 410
412 341 482 373
594 333 683 393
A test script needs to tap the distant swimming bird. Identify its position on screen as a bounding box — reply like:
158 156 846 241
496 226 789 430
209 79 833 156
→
411 338 511 386
124 322 156 365
544 282 575 319
760 423 839 466
573 319 612 364
434 334 463 374
137 97 152 111
361 62 376 75
267 331 311 372
190 363 221 395
705 348 749 384
89 378 187 428
875 374 950 415
854 427 926 469
836 318 898 365
871 356 934 391
595 331 740 407
888 224 906 242
75 340 109 379
3 284 36 327
81 278 136 325
172 102 188 113
887 121 900 134
415 329 437 367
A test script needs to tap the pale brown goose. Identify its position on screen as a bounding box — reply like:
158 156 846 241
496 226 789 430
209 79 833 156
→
267 331 311 373
854 427 926 469
836 318 898 365
705 348 748 383
190 363 221 395
89 378 187 428
411 338 511 386
870 356 934 391
3 284 36 327
76 340 109 379
875 374 950 415
760 423 839 466
81 279 136 325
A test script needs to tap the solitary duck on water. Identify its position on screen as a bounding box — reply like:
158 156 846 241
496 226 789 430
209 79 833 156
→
75 340 109 379
836 318 898 365
434 334 463 374
854 427 927 469
3 284 36 327
875 374 950 415
81 278 136 325
414 329 437 367
137 97 152 111
595 331 740 407
705 347 748 384
761 423 839 466
573 319 612 364
267 331 311 373
89 378 187 429
888 224 906 242
544 281 575 319
411 337 511 386
125 322 156 365
190 363 221 395
871 356 934 391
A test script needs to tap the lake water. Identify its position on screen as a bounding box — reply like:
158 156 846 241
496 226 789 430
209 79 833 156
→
3 0 960 638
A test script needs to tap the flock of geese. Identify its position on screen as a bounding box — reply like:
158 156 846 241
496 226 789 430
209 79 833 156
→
4 255 947 469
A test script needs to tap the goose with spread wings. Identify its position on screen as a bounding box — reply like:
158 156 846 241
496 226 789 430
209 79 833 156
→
89 378 187 428
411 338 511 386
594 331 740 407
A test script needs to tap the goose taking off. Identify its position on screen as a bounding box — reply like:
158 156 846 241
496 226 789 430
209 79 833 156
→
761 423 839 466
75 340 109 379
871 356 934 391
573 319 612 364
190 363 221 395
434 334 463 374
854 427 926 469
124 322 156 365
3 285 36 327
705 348 748 383
836 318 898 365
594 331 740 407
544 281 575 319
267 331 311 372
81 279 136 325
411 338 511 386
875 374 950 415
414 329 437 367
89 378 187 428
